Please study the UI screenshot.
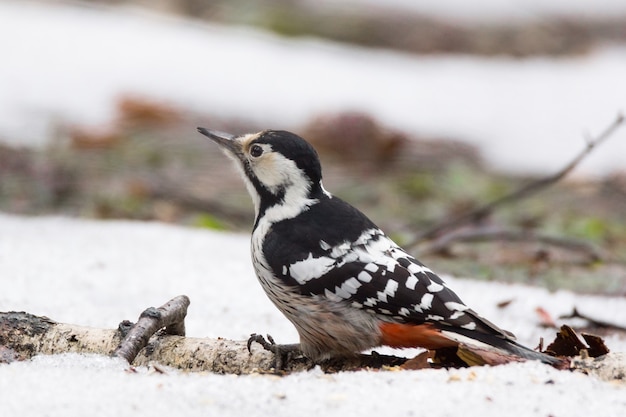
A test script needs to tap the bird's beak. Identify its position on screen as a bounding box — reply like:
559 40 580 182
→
197 127 242 156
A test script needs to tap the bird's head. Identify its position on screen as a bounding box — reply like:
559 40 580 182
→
198 128 329 223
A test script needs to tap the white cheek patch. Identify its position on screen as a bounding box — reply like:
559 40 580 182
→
252 154 281 189
252 152 306 194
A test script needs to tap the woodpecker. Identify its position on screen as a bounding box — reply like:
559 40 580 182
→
198 127 559 366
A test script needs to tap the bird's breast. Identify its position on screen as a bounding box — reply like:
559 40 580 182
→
250 224 298 311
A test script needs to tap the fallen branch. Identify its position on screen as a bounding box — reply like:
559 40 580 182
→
406 113 625 249
0 309 403 374
0 310 281 373
1 308 625 381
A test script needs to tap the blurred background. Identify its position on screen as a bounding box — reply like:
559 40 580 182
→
1 0 626 294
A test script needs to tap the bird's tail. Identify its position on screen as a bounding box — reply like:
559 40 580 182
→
493 338 563 366
440 327 564 367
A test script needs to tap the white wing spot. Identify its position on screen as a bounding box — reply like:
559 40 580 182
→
449 311 466 320
383 279 399 297
330 242 351 258
342 252 359 264
289 253 335 285
319 240 331 250
324 288 342 302
354 248 375 264
444 301 468 312
376 291 388 303
358 271 373 283
426 314 445 321
405 275 419 290
334 285 352 299
461 322 477 330
427 281 444 292
366 234 392 254
340 277 361 295
364 297 378 307
354 228 379 245
364 263 379 273
407 263 426 274
419 293 434 310
399 307 410 317
408 263 434 276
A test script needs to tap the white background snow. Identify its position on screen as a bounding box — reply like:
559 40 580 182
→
1 1 626 416
0 0 625 175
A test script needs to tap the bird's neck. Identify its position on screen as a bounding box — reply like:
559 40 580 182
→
253 180 329 230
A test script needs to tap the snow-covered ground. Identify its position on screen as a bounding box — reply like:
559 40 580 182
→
1 1 625 175
1 213 626 416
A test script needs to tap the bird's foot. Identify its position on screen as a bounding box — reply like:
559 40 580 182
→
247 333 302 371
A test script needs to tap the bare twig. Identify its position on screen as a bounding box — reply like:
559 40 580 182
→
113 295 190 364
420 226 602 262
406 113 625 249
560 307 626 333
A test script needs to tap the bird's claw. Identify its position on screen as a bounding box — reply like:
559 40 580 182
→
247 333 275 353
247 333 301 371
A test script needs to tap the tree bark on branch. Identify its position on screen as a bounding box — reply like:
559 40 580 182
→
1 309 624 381
0 310 285 374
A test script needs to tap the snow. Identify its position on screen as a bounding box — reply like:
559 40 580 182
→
3 353 624 417
1 1 626 175
1 212 626 416
2 354 625 417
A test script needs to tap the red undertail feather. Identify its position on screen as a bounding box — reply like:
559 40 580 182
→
379 322 458 350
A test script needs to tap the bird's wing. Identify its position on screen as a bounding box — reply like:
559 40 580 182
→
265 223 513 340
262 196 514 340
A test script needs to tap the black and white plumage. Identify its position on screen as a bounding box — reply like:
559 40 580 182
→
198 128 559 365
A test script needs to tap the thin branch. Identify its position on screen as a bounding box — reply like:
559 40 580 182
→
113 295 190 364
406 113 625 249
560 307 626 333
419 226 602 262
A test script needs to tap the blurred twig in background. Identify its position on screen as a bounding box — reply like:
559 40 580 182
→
406 113 625 250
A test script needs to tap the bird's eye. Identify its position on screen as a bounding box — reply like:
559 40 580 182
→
250 144 264 158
